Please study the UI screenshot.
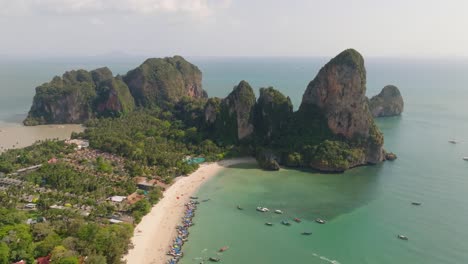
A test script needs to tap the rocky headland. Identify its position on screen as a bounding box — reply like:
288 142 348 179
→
24 49 397 172
24 56 206 125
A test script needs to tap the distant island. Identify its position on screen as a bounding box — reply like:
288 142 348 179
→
24 49 402 172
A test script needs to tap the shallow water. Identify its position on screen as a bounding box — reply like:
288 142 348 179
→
181 115 468 263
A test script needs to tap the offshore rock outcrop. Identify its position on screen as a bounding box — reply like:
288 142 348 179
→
203 80 256 145
123 56 206 107
369 85 404 117
24 68 135 125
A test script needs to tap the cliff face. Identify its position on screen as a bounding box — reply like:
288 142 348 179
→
24 56 206 125
289 49 385 171
203 80 256 145
301 49 370 139
24 70 97 125
24 68 135 125
369 85 404 117
253 87 293 146
92 68 135 117
123 56 206 107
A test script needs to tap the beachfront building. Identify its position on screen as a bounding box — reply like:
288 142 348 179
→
0 177 23 188
108 195 127 203
24 203 37 209
65 139 90 150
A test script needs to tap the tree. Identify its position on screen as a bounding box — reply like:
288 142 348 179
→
85 254 106 264
130 199 151 223
50 246 77 264
0 224 34 263
34 232 61 258
148 188 162 205
0 242 9 264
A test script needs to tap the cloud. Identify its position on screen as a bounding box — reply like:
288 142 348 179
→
0 0 231 17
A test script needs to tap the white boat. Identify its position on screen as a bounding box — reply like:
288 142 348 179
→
274 209 283 214
256 207 269 212
315 218 326 224
397 234 408 241
463 157 468 161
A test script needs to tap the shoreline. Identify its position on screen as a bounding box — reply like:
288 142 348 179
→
124 157 256 264
0 123 84 152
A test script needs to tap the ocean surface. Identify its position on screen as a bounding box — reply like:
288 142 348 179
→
1 56 468 263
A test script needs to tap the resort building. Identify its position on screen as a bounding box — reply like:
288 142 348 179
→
65 139 90 150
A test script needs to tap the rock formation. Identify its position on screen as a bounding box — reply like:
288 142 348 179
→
23 69 95 125
123 56 206 107
369 85 404 117
203 80 256 145
24 56 205 125
92 67 135 118
24 68 135 125
23 49 393 173
253 87 293 146
256 149 280 171
266 49 386 172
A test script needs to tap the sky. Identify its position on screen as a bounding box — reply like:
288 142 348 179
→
0 0 467 58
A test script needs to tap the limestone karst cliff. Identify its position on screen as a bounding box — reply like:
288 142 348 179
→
203 80 256 145
24 56 206 125
123 56 206 107
24 68 135 125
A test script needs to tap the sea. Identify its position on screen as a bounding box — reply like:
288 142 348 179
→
1 56 468 263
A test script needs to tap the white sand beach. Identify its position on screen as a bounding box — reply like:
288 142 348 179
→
124 157 255 264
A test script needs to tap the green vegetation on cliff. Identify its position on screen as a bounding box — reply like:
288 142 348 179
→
24 68 135 125
203 81 256 145
123 56 206 107
253 87 293 147
24 56 206 126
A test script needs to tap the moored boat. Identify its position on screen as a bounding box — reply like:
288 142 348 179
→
256 206 269 212
302 231 313 235
449 139 458 144
274 209 283 214
219 246 229 252
398 234 409 240
265 222 273 226
315 218 326 224
190 196 199 199
281 220 291 226
237 205 243 210
463 157 468 161
209 257 221 262
411 202 422 206
294 218 301 223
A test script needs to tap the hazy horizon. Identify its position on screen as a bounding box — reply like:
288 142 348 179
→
1 0 468 58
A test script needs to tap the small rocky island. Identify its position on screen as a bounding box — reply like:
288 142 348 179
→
24 49 399 172
369 85 404 117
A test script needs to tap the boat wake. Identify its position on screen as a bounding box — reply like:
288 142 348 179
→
312 252 341 264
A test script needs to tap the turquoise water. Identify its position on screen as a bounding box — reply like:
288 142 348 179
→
180 115 468 264
1 56 468 263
